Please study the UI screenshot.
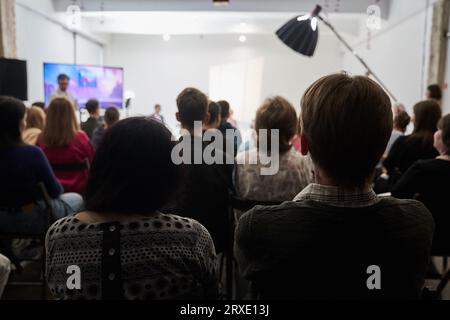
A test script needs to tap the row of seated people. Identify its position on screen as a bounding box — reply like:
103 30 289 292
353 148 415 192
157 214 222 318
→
0 72 449 299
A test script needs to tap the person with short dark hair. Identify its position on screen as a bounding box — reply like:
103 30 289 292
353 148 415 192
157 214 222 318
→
0 96 83 235
393 114 450 255
166 88 233 254
91 107 120 150
205 101 221 130
234 73 433 299
81 99 101 139
46 117 218 300
427 84 443 103
217 100 242 156
384 110 411 156
384 100 442 182
49 74 78 109
149 104 165 124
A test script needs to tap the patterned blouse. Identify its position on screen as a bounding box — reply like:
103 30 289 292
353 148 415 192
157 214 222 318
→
235 147 313 202
45 212 218 300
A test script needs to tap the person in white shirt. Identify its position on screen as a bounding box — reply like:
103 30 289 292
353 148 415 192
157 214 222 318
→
0 254 11 299
49 74 78 109
149 104 165 124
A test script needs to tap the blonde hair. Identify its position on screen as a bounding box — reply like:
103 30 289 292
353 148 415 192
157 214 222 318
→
40 98 79 147
26 106 46 130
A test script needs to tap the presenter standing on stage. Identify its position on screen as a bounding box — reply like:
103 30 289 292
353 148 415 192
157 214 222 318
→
49 74 79 109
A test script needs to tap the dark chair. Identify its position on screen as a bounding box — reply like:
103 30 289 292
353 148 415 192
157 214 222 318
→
0 182 55 299
223 193 282 300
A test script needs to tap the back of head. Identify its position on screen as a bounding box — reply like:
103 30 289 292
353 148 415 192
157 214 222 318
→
85 117 179 214
438 114 450 155
0 96 26 148
217 100 230 119
41 98 78 147
301 73 392 188
85 99 100 115
176 87 208 129
26 106 46 130
427 84 442 101
207 101 221 126
32 102 46 110
393 111 410 133
104 107 120 127
255 96 298 154
413 100 442 134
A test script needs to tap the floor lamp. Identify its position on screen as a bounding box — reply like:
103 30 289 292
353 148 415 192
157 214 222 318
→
276 5 398 102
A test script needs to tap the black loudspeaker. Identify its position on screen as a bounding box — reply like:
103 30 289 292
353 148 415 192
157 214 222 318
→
0 58 28 100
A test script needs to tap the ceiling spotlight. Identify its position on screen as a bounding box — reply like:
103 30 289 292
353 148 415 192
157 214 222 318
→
239 35 247 43
213 0 229 7
163 34 171 41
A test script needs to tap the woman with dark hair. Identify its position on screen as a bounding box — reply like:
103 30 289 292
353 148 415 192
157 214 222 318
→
205 101 221 130
46 117 218 300
384 100 442 182
37 98 94 194
392 114 450 255
0 96 83 234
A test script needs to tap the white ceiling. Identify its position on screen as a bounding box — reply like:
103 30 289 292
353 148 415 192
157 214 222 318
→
51 0 391 37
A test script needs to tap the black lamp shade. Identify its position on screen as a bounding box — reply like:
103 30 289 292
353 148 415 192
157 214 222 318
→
276 15 319 57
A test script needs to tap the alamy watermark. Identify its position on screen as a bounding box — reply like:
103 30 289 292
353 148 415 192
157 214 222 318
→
171 121 281 176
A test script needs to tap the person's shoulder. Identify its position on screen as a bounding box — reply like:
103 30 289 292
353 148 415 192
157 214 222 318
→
75 130 90 141
239 201 312 224
161 213 213 240
46 216 75 240
16 144 45 158
378 197 434 224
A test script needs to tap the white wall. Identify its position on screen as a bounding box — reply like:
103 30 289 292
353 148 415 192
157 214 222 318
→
442 16 450 115
15 0 105 104
342 0 432 114
105 33 343 131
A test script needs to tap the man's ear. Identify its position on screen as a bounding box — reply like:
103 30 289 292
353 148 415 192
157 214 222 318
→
175 112 181 123
300 134 310 156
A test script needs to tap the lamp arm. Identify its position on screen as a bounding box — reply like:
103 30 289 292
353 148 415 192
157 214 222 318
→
318 15 398 102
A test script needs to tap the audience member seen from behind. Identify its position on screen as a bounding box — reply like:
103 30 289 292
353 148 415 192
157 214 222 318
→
234 73 434 300
0 96 83 235
217 100 242 156
392 114 450 255
384 100 441 183
426 84 442 105
37 98 94 194
22 106 46 145
384 110 411 156
81 99 102 139
235 96 312 203
31 101 46 110
205 101 222 130
46 117 218 300
166 88 232 254
91 107 120 150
